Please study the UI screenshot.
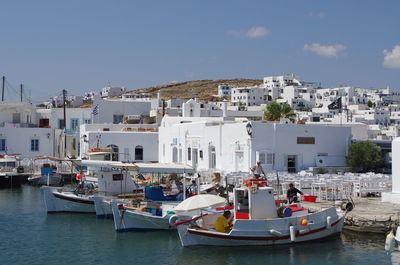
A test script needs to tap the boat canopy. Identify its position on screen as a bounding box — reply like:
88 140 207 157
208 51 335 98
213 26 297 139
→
81 160 195 174
173 194 227 212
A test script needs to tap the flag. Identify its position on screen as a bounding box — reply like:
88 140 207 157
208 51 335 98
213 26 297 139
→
92 105 99 116
328 97 342 111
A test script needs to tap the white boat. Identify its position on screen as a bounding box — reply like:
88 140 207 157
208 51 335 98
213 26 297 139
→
174 181 353 247
101 161 196 231
42 162 142 217
112 194 226 232
111 200 180 231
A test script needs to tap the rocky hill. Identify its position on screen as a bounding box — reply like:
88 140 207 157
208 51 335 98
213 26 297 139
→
124 79 262 100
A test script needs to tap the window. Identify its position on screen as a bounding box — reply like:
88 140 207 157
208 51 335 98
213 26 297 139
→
297 137 315 144
58 119 65 129
31 139 39 151
71 119 79 131
135 145 143 161
266 153 274 165
83 118 91 124
0 139 6 151
259 153 266 164
188 147 191 161
39 119 50 128
113 114 124 124
124 148 130 160
106 144 119 161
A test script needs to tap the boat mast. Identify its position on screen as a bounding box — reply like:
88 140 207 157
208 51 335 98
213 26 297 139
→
20 84 23 102
63 89 67 157
1 76 5 101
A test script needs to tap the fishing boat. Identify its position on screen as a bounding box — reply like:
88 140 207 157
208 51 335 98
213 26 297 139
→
0 154 31 188
42 160 142 216
112 194 226 232
28 156 65 186
101 161 198 229
173 179 353 247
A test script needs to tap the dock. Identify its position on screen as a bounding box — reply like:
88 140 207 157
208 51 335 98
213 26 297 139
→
301 198 400 234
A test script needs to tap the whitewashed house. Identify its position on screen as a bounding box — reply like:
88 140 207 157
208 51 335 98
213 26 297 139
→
0 102 55 159
231 87 267 107
218 85 235 97
79 124 158 162
100 86 126 98
159 116 351 174
92 95 151 124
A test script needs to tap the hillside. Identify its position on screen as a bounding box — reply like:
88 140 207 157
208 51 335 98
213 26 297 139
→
124 79 263 100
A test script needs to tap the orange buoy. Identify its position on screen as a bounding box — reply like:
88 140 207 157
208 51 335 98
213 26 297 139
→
300 218 309 226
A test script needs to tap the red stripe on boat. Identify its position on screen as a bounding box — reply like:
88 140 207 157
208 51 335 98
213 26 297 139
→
53 193 94 205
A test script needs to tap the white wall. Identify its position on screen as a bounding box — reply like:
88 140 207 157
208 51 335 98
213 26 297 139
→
159 117 352 174
79 124 158 162
92 96 151 124
0 127 54 159
0 102 37 125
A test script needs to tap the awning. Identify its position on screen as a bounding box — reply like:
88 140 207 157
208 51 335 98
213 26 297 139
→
80 160 195 174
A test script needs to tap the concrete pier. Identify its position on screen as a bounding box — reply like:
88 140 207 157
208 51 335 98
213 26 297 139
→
301 198 400 234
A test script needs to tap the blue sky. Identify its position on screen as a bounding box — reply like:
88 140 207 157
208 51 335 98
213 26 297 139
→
0 0 399 102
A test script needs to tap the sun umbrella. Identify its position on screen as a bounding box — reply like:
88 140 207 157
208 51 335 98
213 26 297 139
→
173 194 227 212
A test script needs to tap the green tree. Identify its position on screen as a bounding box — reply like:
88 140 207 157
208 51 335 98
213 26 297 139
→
347 141 383 172
264 101 296 122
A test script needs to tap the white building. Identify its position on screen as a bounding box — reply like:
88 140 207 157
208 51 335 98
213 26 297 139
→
159 116 351 174
0 102 55 159
100 86 126 98
92 95 151 124
79 124 159 162
218 85 235 97
36 107 92 133
231 87 267 108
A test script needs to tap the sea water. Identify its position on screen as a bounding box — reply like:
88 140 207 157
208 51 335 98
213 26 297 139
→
0 186 394 265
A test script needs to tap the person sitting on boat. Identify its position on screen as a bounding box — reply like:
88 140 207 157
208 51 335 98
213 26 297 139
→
287 183 304 203
250 161 266 179
215 211 233 233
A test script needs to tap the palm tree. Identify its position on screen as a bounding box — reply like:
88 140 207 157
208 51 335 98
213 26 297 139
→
264 101 296 122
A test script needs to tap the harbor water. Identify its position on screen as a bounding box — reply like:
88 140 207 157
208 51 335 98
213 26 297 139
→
0 186 394 265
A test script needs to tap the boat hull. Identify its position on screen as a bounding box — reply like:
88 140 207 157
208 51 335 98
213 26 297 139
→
29 175 62 186
111 201 175 231
177 207 345 247
92 196 113 218
41 186 95 214
0 173 31 188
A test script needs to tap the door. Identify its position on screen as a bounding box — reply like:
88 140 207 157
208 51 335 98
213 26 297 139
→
287 155 296 173
235 152 244 172
192 148 198 169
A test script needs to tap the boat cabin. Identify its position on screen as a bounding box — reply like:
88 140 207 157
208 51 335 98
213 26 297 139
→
234 186 278 220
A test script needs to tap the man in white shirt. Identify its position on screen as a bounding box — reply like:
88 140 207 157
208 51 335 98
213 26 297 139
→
250 161 266 179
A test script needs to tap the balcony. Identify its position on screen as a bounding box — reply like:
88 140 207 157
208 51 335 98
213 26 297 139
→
0 122 39 128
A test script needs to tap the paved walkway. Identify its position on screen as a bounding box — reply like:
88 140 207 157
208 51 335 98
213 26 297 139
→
301 197 400 233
